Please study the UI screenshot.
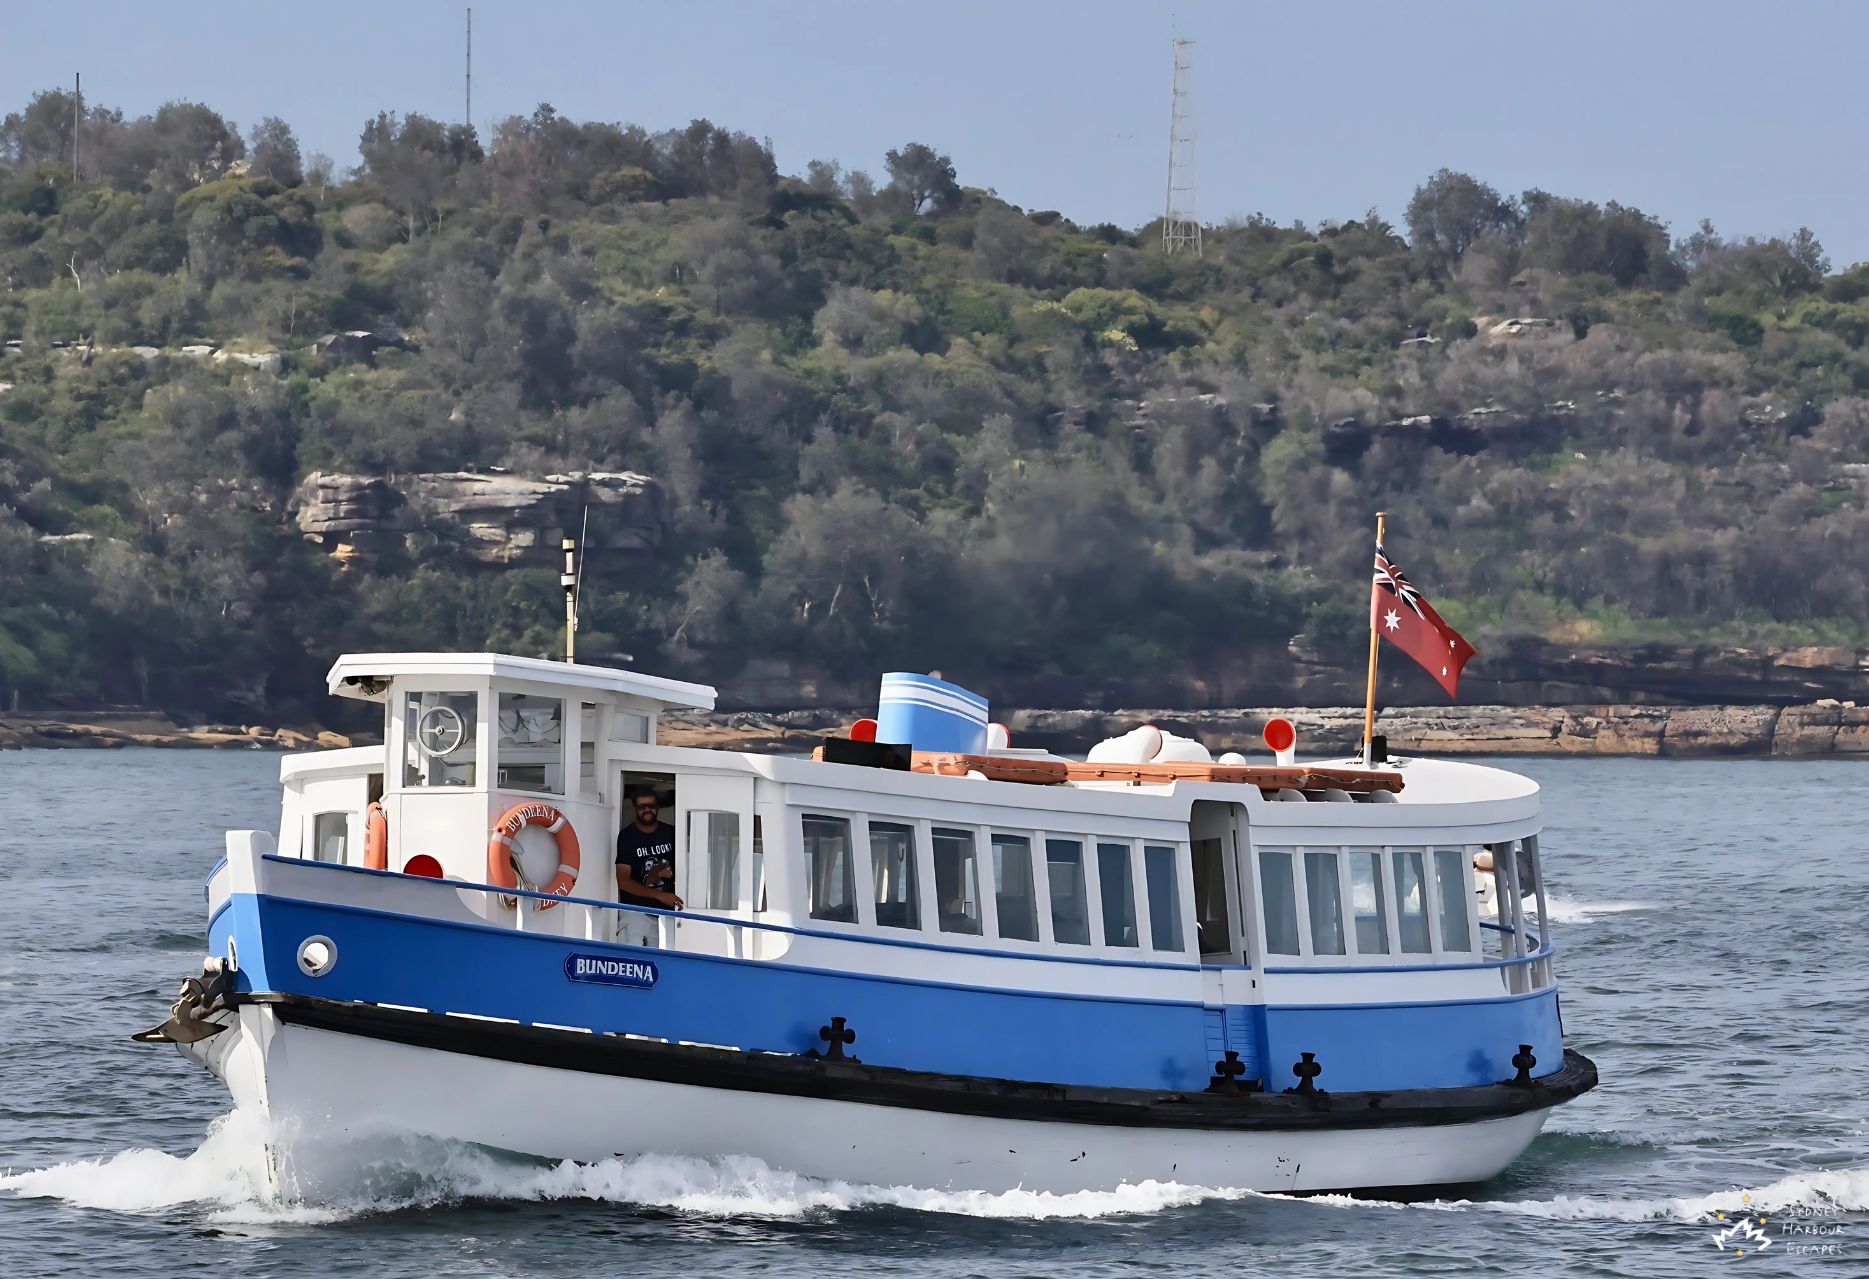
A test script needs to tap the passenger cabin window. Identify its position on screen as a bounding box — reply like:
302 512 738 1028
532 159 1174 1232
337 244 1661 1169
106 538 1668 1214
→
1192 837 1232 955
1097 842 1138 947
403 690 478 787
696 811 740 911
992 833 1039 941
931 827 982 935
1349 848 1390 954
1434 847 1473 951
497 693 564 794
869 821 920 930
1143 844 1185 952
1392 848 1432 953
802 815 856 923
1304 849 1347 956
1045 839 1091 945
1259 848 1301 956
311 812 348 864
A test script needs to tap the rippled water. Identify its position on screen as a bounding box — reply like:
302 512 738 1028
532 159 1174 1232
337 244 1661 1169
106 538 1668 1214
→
1 750 1864 1276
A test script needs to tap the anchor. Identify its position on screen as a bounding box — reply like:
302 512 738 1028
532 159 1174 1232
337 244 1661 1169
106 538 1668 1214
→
1285 1050 1325 1097
816 1015 859 1062
1507 1043 1538 1087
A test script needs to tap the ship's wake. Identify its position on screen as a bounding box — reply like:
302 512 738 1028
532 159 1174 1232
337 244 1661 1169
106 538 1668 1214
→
2 1109 1862 1227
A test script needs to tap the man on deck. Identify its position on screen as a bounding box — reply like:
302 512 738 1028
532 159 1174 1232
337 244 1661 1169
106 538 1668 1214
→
616 790 683 911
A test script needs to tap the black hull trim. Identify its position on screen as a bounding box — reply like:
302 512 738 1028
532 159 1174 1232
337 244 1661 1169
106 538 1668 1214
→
254 994 1598 1133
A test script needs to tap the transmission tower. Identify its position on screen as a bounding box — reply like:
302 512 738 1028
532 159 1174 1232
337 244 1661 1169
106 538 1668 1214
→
1163 38 1201 257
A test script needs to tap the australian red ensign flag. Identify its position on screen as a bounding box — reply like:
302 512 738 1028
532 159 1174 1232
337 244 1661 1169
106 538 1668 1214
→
1372 541 1477 698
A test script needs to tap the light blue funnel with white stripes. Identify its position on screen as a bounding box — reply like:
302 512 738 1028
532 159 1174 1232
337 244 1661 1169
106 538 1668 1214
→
875 672 989 754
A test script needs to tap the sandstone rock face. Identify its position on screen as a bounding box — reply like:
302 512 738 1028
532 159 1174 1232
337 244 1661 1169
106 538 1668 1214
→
294 470 665 568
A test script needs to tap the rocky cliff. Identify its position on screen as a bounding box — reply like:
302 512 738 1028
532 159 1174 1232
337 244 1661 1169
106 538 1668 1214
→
293 470 665 568
656 700 1869 758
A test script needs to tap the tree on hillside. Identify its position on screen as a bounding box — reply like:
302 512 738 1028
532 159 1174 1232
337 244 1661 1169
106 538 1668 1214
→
145 102 245 200
247 116 303 187
884 142 960 216
358 112 482 238
1406 169 1519 270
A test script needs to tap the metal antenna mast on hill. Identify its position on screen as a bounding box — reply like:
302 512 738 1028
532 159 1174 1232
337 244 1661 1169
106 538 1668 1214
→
465 9 473 127
1163 38 1201 257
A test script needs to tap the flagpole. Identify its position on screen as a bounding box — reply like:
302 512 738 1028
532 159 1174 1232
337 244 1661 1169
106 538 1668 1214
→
1362 511 1387 764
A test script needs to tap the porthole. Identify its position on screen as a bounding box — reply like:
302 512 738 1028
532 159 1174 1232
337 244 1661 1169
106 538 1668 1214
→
297 934 338 977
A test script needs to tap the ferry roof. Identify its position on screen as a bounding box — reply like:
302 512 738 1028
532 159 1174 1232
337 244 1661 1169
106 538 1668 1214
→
325 651 717 711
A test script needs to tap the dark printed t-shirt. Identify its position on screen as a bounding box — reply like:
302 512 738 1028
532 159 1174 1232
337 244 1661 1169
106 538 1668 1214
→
616 821 675 901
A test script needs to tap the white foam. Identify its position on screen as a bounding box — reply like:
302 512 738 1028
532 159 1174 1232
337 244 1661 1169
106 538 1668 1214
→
0 1110 1247 1223
1533 895 1652 924
13 1110 1856 1229
1263 1165 1869 1223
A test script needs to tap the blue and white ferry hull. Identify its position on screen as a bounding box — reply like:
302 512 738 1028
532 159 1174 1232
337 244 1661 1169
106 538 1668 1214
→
166 842 1594 1197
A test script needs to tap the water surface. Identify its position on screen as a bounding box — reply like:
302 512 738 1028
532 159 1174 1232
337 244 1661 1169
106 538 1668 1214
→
0 751 1863 1276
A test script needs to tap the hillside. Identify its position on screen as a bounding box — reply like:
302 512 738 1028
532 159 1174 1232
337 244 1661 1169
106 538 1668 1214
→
3 90 1868 725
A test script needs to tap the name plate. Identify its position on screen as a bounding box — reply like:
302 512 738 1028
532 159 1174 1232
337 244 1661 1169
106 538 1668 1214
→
564 953 659 989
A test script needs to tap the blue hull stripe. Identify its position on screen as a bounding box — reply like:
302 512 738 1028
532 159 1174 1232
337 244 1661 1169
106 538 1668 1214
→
213 891 1567 1093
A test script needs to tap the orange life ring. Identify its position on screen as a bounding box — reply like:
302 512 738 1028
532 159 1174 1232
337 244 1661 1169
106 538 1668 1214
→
364 801 389 870
488 801 580 909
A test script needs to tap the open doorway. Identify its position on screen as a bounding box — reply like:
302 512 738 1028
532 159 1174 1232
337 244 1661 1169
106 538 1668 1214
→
616 771 677 943
1191 800 1245 965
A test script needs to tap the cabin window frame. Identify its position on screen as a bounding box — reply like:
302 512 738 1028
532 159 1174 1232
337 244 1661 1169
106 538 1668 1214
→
308 810 350 865
1093 838 1142 950
1253 844 1304 959
1141 840 1190 955
1040 834 1094 947
864 817 921 932
797 809 866 930
1299 846 1352 962
988 828 1044 945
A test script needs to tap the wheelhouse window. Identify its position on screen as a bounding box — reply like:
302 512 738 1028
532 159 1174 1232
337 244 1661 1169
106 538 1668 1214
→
610 711 651 743
311 812 348 864
1097 842 1139 948
497 693 564 794
1045 839 1091 945
1303 849 1347 956
579 702 601 799
869 821 920 930
931 827 982 935
1143 844 1185 952
1349 848 1390 955
1434 847 1473 951
1258 848 1301 956
992 833 1039 941
403 690 478 787
802 815 856 923
1392 847 1432 953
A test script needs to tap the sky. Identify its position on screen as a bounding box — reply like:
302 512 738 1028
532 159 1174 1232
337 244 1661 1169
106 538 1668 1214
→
7 0 1869 262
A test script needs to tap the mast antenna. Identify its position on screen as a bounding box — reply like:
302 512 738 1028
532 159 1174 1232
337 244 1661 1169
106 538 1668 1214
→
465 8 473 128
1163 38 1201 257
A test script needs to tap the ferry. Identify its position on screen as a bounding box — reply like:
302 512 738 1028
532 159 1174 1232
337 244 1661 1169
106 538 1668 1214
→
139 651 1596 1196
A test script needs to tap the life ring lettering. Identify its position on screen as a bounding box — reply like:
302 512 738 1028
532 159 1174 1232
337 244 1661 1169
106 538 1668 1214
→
488 801 580 910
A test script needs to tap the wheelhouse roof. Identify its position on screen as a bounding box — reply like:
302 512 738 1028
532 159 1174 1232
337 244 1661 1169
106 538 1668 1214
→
325 651 717 712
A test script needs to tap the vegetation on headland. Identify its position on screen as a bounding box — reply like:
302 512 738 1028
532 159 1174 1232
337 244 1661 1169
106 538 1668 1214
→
2 88 1868 721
